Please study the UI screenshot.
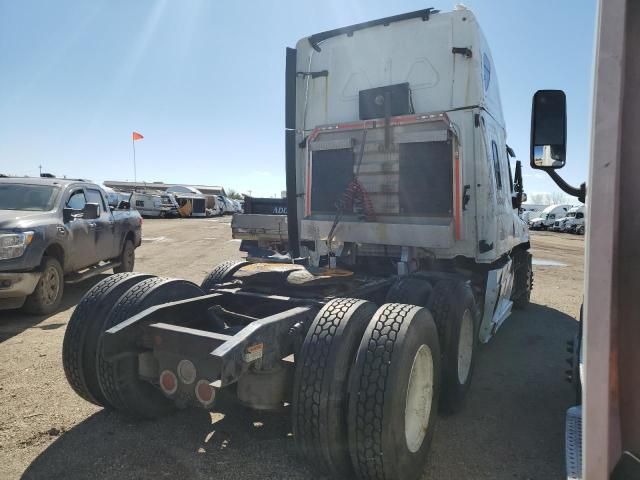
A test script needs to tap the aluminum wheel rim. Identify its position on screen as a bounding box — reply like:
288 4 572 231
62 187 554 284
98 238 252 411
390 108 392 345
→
457 309 474 384
404 344 434 453
42 265 60 305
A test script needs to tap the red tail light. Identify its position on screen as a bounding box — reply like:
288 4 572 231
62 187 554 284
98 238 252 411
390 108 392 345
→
195 379 215 407
159 370 177 395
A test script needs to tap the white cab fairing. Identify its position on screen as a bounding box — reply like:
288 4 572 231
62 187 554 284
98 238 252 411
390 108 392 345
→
293 9 527 264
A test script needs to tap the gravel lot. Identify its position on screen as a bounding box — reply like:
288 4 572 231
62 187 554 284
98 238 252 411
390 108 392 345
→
0 219 583 480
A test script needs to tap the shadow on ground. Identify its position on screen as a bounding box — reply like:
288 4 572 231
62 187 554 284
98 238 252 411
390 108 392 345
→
0 275 107 343
21 303 578 480
22 395 312 480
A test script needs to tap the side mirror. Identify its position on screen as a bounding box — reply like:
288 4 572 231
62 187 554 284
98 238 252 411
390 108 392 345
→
512 160 525 209
62 207 75 223
530 90 567 169
83 203 100 220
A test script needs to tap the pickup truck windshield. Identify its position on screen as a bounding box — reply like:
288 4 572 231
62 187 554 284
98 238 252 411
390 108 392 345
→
0 184 60 211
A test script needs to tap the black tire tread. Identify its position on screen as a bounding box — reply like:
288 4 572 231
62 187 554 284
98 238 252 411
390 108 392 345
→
96 277 166 412
350 303 417 480
427 279 456 348
512 250 533 309
200 260 249 290
385 277 432 306
113 240 135 274
62 272 152 406
96 277 204 419
428 280 477 413
292 297 375 477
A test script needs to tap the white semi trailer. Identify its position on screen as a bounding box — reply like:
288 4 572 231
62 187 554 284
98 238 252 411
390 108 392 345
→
62 8 532 480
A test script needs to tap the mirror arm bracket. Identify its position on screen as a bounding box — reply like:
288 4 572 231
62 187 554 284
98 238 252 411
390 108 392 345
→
546 169 586 203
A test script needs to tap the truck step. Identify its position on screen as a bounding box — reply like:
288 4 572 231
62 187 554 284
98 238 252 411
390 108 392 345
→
566 405 582 480
65 262 120 285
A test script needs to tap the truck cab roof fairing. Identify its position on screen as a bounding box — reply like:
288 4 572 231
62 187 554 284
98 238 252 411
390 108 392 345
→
295 9 505 131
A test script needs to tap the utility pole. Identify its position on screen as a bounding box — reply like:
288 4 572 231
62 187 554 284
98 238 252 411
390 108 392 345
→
38 165 42 177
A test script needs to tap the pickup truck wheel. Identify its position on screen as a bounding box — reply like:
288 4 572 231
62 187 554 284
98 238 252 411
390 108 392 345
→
62 273 154 407
113 240 135 274
97 277 204 419
348 304 441 480
23 257 64 315
428 280 478 414
512 250 533 310
200 260 249 291
292 298 377 478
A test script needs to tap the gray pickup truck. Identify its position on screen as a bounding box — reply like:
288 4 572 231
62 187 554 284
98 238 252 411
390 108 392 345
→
0 177 142 314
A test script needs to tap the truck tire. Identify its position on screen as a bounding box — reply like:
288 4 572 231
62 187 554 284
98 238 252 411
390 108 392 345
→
200 260 249 291
23 256 64 315
292 298 377 478
428 280 478 414
113 239 135 274
348 304 441 480
97 277 204 419
385 276 432 306
512 249 533 309
62 273 154 407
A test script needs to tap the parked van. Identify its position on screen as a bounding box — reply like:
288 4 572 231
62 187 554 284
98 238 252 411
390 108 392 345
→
529 204 571 230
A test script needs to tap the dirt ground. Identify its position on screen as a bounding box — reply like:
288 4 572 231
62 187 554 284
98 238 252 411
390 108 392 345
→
0 220 583 480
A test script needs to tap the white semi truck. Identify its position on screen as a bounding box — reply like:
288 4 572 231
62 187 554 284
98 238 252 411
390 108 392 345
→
62 8 532 480
529 203 572 230
552 205 586 232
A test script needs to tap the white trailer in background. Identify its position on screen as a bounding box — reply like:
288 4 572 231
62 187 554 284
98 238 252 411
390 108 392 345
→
130 190 179 218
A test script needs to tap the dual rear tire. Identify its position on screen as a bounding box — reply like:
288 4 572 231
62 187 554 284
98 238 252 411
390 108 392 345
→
293 299 441 480
387 276 479 414
62 273 204 419
427 280 478 413
348 303 441 480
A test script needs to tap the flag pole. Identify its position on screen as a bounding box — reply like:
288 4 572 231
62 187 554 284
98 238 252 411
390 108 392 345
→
132 134 137 190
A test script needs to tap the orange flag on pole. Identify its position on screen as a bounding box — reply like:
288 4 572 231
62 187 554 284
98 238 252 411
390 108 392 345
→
132 131 144 141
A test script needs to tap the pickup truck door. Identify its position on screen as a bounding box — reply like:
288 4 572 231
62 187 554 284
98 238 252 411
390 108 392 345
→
63 188 96 270
85 188 119 261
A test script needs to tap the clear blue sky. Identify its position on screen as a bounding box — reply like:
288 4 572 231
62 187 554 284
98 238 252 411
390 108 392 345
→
0 0 596 198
